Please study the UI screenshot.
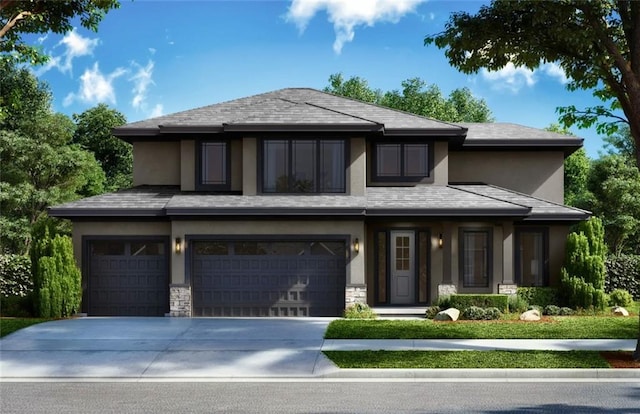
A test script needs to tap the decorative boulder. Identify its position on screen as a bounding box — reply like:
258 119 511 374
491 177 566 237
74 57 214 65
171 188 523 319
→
519 309 541 321
612 306 629 317
434 307 460 321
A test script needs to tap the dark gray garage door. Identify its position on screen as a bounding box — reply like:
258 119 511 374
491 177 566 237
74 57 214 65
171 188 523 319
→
191 240 346 317
87 239 169 316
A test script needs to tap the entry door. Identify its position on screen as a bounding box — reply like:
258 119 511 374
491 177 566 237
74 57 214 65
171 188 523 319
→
390 231 415 304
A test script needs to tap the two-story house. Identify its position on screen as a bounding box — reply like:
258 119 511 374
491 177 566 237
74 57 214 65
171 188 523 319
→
49 88 589 317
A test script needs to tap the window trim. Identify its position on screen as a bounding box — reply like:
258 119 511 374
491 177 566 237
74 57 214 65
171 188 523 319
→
458 227 493 288
195 139 231 191
259 138 347 194
371 141 433 183
514 227 550 287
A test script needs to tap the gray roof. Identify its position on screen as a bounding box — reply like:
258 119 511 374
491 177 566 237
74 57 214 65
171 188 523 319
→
49 184 589 221
114 88 465 137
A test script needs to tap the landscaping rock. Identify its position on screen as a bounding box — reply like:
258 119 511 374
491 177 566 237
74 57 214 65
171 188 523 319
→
519 309 541 321
434 307 460 321
612 306 629 317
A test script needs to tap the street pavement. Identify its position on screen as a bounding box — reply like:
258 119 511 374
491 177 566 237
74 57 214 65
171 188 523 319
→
0 317 638 381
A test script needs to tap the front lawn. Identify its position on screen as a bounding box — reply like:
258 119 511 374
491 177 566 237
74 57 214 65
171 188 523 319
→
325 316 638 339
324 350 611 369
0 318 51 338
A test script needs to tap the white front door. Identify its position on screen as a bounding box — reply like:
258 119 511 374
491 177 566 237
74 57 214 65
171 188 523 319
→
390 231 415 304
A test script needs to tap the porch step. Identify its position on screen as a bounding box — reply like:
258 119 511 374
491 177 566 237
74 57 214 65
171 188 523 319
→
371 307 427 319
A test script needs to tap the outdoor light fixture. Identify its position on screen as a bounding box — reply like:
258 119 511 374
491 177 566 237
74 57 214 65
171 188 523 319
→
438 233 443 248
175 237 182 254
353 238 360 253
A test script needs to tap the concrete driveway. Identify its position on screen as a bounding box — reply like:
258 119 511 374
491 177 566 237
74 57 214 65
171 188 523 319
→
0 317 339 379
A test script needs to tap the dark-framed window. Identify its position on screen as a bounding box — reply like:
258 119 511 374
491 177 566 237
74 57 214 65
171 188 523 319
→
372 142 431 182
459 228 492 288
261 139 346 193
196 140 231 190
515 228 549 287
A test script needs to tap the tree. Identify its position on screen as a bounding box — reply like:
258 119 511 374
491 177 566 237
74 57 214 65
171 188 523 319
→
73 104 131 191
0 0 119 64
0 61 105 254
324 73 494 122
425 1 640 167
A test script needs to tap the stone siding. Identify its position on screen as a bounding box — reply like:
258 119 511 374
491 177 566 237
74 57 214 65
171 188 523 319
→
169 284 191 317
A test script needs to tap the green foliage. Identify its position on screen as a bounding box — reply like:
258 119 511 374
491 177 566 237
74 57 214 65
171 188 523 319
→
0 295 34 317
436 295 451 309
544 305 561 316
564 148 592 208
324 73 494 122
609 289 634 308
425 1 640 167
507 295 529 314
0 254 32 297
559 307 575 316
561 270 608 311
461 306 502 321
343 303 377 319
0 0 120 66
425 306 441 319
32 234 81 318
73 104 130 191
516 287 559 308
449 294 509 312
605 254 640 299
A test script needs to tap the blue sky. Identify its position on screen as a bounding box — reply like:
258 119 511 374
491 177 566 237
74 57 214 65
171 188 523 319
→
31 0 609 157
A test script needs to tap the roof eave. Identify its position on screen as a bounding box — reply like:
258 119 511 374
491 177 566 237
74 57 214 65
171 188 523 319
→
48 208 167 218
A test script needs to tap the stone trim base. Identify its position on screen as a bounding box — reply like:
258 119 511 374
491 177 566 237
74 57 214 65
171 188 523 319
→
345 285 367 305
498 284 518 295
170 284 191 317
437 284 457 298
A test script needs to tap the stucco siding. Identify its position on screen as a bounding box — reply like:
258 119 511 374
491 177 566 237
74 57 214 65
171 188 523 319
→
242 138 257 195
349 138 366 196
133 141 181 186
448 151 564 203
180 140 195 191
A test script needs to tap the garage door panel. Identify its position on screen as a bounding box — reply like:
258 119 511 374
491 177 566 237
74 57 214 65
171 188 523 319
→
192 240 346 317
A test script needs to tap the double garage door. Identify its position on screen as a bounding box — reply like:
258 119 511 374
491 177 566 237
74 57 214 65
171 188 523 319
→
86 237 346 317
191 239 347 317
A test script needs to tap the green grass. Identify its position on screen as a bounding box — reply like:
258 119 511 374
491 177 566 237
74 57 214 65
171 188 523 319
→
0 318 51 338
323 350 611 369
325 316 638 339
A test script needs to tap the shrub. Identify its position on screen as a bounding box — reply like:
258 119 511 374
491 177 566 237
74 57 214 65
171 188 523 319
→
528 305 543 313
508 295 529 313
608 289 634 307
544 305 561 316
483 307 502 320
605 255 640 300
449 294 509 312
343 303 377 319
516 287 559 308
559 307 575 316
461 306 486 320
425 306 441 319
0 254 33 297
561 272 608 311
0 295 34 317
437 295 451 309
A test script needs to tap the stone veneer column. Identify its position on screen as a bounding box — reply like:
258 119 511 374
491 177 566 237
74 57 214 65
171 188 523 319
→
345 285 367 305
169 284 191 317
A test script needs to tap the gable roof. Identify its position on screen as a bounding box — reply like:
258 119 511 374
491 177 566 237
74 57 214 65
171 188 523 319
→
48 184 589 221
114 88 466 139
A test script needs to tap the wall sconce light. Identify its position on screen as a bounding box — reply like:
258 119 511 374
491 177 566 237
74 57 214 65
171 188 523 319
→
438 233 443 248
175 237 182 254
353 238 360 253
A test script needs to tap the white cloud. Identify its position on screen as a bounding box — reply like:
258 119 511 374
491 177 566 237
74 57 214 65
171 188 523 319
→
286 0 427 54
149 104 164 118
130 60 155 109
63 62 126 106
541 62 569 84
56 29 100 74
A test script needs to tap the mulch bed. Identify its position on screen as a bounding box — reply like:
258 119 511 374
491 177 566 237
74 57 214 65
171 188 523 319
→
600 352 640 368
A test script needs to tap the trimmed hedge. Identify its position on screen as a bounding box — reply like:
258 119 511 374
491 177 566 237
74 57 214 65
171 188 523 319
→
449 294 508 312
517 287 559 308
605 254 640 300
461 306 502 320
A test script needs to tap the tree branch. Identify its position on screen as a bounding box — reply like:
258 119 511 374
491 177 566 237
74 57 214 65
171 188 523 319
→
0 10 32 39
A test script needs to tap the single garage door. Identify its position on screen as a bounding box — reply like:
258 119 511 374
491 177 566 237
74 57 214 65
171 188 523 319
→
191 239 346 317
86 239 169 316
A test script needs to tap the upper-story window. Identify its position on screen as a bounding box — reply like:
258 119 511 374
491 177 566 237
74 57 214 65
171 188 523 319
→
197 140 230 191
372 142 431 182
262 139 346 193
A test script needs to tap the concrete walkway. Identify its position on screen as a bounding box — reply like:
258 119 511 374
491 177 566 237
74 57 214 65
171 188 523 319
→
0 318 638 381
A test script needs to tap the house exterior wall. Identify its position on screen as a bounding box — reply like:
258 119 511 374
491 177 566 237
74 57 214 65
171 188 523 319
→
180 140 195 191
133 141 181 186
549 225 570 285
448 151 565 203
242 137 257 195
231 139 243 192
348 138 366 196
432 141 449 185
